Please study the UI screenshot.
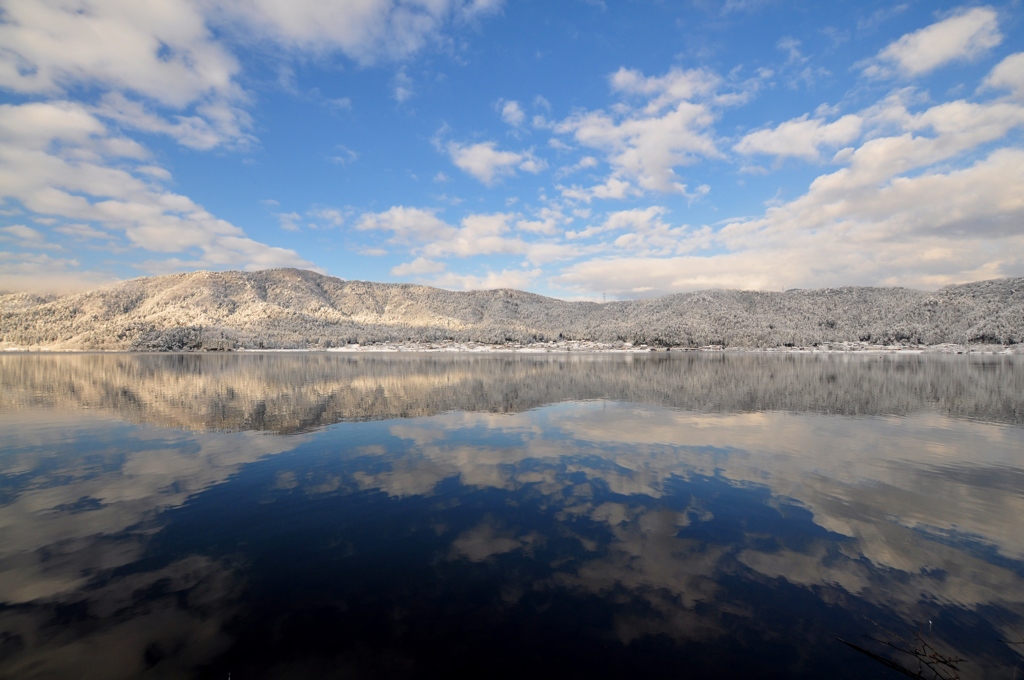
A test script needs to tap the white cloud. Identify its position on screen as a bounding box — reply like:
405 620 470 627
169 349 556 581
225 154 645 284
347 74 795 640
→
1 224 47 243
204 0 504 64
863 7 1002 79
0 0 252 152
556 155 600 179
552 64 1024 297
559 177 640 203
0 223 65 250
276 212 302 231
776 37 806 64
422 212 523 258
54 223 115 240
0 0 506 289
328 96 353 111
819 97 1024 191
567 207 664 239
498 99 525 127
391 257 445 277
609 66 720 114
94 93 254 151
774 38 831 89
983 52 1024 100
734 114 863 161
554 66 730 196
446 141 546 186
0 101 313 273
430 267 540 291
357 206 456 243
0 251 118 293
563 206 711 257
356 207 580 267
522 242 582 265
393 70 414 102
307 207 345 228
0 0 503 160
0 0 239 106
557 125 1024 297
515 206 571 235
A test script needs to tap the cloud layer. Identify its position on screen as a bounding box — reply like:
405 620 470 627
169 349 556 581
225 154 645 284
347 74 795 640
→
1 2 1022 297
0 0 503 289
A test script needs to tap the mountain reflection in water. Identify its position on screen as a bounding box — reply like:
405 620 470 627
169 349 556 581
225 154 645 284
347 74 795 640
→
0 353 1022 679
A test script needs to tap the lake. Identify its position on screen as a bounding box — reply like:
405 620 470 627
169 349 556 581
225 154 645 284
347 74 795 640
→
1 352 1023 679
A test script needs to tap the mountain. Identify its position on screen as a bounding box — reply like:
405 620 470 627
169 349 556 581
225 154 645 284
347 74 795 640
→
1 268 1023 350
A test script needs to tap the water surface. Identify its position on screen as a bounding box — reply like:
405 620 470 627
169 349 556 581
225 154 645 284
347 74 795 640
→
1 353 1023 679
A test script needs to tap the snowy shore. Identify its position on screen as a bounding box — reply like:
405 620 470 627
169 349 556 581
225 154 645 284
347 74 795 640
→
7 340 1023 354
235 340 1023 354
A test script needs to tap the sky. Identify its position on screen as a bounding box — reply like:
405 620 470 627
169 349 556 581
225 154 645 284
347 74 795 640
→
0 0 1022 299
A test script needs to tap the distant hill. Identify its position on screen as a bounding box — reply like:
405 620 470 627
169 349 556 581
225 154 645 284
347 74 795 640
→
1 268 1022 350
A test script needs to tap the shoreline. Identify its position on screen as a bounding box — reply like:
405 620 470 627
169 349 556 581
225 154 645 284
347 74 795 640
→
3 341 1022 355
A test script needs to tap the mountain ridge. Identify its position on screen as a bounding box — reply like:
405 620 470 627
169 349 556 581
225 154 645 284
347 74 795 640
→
2 268 1023 350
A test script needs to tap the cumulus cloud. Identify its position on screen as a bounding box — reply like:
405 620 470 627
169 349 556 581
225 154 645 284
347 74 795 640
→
498 100 525 127
357 206 456 243
93 93 254 151
446 141 546 186
559 177 641 203
54 223 115 241
0 0 505 154
555 93 1024 296
357 207 582 269
307 207 345 228
609 66 720 113
1 224 47 243
515 206 572 235
553 66 733 196
391 257 446 277
549 52 1024 298
983 52 1024 100
567 207 667 240
0 0 239 106
817 97 1024 190
430 267 541 291
0 101 313 274
0 251 119 292
734 114 863 161
0 0 511 289
565 206 712 258
862 7 1002 79
364 210 530 261
276 212 302 231
422 213 523 258
0 0 253 152
203 0 503 64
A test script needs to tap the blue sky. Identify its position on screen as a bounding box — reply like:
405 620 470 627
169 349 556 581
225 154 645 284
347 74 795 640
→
1 0 1022 298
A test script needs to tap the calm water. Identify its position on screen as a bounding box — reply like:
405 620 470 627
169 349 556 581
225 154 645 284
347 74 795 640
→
1 352 1023 679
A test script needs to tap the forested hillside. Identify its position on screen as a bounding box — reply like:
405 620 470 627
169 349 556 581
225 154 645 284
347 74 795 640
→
1 268 1022 350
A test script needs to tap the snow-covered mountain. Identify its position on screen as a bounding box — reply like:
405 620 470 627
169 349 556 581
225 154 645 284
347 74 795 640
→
2 268 1022 350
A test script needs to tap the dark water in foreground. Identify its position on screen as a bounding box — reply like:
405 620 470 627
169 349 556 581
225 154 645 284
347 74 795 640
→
1 352 1023 679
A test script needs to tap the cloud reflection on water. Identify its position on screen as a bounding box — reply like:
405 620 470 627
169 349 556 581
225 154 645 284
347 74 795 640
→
0 353 1023 678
